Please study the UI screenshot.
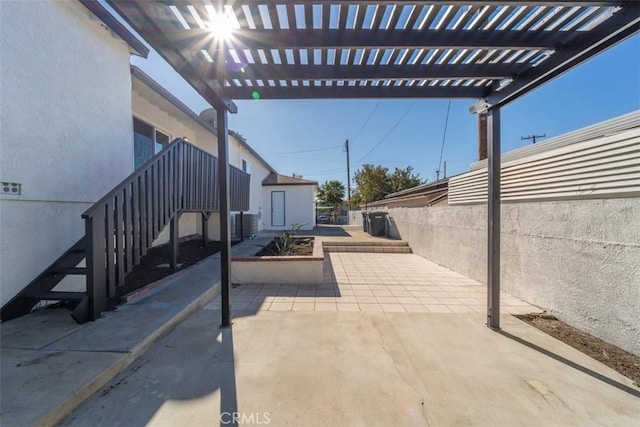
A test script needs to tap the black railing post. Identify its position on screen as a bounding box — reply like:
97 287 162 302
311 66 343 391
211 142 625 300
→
170 213 180 272
85 210 107 320
239 211 244 241
201 212 211 247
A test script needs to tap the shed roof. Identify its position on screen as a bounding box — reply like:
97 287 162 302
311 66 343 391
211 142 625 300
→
107 1 638 110
262 172 319 186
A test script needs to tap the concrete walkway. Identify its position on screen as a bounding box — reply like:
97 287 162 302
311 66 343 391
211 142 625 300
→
0 253 224 427
3 231 639 426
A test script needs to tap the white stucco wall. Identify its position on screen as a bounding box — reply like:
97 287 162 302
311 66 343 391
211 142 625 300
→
0 1 134 307
262 185 316 231
374 198 640 355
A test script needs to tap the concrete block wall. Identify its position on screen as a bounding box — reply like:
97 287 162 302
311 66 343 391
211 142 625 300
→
352 198 640 355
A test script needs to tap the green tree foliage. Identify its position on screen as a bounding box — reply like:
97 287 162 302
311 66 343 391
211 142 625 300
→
389 166 423 194
317 180 345 206
352 164 391 204
317 180 346 222
352 164 424 205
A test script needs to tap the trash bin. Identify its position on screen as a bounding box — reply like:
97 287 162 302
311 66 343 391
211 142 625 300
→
367 211 388 237
361 212 369 232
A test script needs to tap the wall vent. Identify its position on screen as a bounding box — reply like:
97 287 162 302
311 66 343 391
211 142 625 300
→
1 182 21 195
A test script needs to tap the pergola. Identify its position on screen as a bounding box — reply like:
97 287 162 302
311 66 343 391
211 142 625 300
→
108 0 640 328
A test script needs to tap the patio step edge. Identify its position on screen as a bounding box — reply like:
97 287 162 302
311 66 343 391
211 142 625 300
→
323 246 412 253
321 240 409 247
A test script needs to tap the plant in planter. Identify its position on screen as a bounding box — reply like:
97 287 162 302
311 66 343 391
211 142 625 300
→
271 223 305 255
256 223 313 256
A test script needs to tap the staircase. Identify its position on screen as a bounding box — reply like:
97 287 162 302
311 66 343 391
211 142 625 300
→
1 138 250 323
0 237 89 323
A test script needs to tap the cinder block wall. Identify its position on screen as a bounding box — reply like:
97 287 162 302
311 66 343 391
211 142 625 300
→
354 198 640 355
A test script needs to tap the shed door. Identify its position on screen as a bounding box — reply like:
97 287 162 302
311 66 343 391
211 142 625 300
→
271 191 285 227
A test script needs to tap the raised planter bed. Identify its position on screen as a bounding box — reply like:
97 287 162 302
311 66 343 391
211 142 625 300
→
231 237 324 285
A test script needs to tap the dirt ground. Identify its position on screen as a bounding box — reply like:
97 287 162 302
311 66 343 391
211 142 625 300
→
517 313 640 386
117 236 237 299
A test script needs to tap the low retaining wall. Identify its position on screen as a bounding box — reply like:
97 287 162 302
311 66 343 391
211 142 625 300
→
352 198 640 355
231 237 324 285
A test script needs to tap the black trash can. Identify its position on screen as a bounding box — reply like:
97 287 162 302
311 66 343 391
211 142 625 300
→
361 212 369 232
367 211 388 236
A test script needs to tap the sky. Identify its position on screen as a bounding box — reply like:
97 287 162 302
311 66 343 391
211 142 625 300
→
112 1 640 188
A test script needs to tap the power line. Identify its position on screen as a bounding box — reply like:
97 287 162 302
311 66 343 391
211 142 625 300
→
351 101 380 144
264 154 339 161
264 144 343 155
357 101 416 163
307 167 347 176
435 100 451 180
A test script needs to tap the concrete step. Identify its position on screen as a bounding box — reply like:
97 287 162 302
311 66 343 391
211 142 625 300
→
321 240 409 247
323 245 412 254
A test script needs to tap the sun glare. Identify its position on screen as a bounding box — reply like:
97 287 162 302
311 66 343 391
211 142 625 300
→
208 11 234 40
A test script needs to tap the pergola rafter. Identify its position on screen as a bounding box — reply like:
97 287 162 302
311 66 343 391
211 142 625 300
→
107 0 640 328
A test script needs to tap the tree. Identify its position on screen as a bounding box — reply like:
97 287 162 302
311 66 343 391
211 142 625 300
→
389 166 424 193
352 164 391 204
317 180 345 206
352 164 424 207
317 180 345 223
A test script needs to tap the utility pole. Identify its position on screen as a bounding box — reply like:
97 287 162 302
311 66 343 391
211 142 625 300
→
443 161 447 179
345 139 351 210
521 133 546 144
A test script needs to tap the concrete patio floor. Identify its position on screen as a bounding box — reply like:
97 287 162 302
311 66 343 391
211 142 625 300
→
4 230 639 426
59 252 639 426
62 309 640 426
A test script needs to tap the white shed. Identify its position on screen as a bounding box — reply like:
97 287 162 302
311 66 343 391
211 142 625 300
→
261 174 318 231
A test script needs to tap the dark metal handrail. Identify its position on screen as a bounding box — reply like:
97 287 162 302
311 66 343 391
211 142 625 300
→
83 138 250 319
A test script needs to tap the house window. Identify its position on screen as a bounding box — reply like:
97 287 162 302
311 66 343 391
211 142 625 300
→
133 117 170 169
242 159 251 173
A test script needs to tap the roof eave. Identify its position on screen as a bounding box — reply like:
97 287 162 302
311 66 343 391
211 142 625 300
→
79 0 149 58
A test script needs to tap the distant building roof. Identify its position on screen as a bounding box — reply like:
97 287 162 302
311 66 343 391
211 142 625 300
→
262 173 318 186
79 1 148 58
384 178 449 199
362 179 449 209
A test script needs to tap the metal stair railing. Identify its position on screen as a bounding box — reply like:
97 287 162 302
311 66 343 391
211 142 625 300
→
82 138 250 320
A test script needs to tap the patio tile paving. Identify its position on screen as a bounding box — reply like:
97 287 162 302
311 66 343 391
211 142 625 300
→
207 253 540 315
292 302 315 311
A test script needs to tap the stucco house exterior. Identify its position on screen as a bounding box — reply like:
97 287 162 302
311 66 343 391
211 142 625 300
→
0 0 316 320
0 0 147 311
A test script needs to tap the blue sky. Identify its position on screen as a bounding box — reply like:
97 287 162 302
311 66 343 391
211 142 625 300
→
120 3 639 187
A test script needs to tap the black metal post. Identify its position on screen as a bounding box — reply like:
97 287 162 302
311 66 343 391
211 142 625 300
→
345 139 351 212
170 214 180 272
487 107 501 330
217 105 232 328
